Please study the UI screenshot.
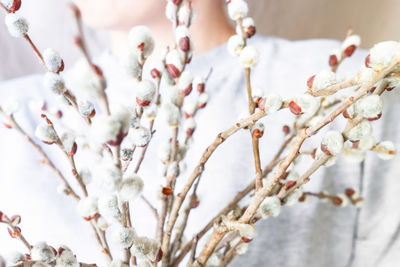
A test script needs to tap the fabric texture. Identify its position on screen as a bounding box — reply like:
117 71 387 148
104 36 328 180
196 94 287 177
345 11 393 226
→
0 35 399 267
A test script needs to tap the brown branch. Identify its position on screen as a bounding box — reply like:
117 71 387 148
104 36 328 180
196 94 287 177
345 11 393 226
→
310 78 358 97
141 195 159 221
169 107 290 267
1 111 80 201
194 60 399 266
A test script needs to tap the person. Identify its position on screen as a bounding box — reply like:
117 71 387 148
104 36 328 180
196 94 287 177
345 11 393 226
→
0 0 399 266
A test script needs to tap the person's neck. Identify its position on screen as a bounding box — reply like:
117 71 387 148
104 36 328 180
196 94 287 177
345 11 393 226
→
109 2 235 61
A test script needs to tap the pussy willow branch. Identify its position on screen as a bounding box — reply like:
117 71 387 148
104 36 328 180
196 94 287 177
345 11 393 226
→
89 221 112 261
171 122 290 267
0 3 9 12
343 80 388 137
43 117 88 197
193 60 399 266
0 110 80 201
310 78 358 97
141 195 159 221
1 219 32 251
161 107 282 265
331 28 354 73
10 16 91 125
0 110 111 261
69 4 110 116
170 177 201 258
133 76 161 174
244 59 397 222
238 16 263 191
160 9 194 264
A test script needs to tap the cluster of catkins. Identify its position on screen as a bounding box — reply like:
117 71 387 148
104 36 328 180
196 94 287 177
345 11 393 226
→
1 0 211 265
1 0 399 266
196 0 399 261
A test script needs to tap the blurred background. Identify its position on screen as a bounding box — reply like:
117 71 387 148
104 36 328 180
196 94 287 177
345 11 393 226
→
0 0 399 81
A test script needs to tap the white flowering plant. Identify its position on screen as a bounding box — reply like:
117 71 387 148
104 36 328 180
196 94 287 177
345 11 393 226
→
0 0 399 266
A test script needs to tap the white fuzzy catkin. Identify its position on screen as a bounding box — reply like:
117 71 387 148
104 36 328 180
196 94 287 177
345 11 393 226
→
68 59 101 99
240 46 259 68
236 17 255 36
91 115 121 144
177 1 195 26
77 196 98 218
43 72 66 95
183 100 197 117
79 168 92 185
251 122 264 135
175 25 191 44
237 223 257 240
354 95 383 119
165 0 176 22
178 71 193 93
206 252 223 267
143 104 158 120
284 188 303 206
292 94 320 115
55 249 78 267
35 122 58 144
184 117 196 132
375 141 397 160
311 70 337 92
129 126 151 147
227 35 244 56
259 196 281 218
136 80 156 105
162 103 181 126
93 162 122 192
121 52 141 78
77 100 94 117
227 0 248 20
343 142 366 163
98 195 121 222
31 242 56 263
113 226 136 248
5 13 28 37
264 94 282 114
43 48 63 72
321 131 344 156
158 142 171 163
358 135 376 151
119 174 144 201
166 49 184 72
97 217 109 232
130 236 160 262
198 92 209 107
129 26 155 57
369 41 400 71
113 106 131 133
346 120 372 142
1 97 19 115
167 161 179 178
337 193 350 207
60 132 76 154
341 35 361 50
329 49 342 62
